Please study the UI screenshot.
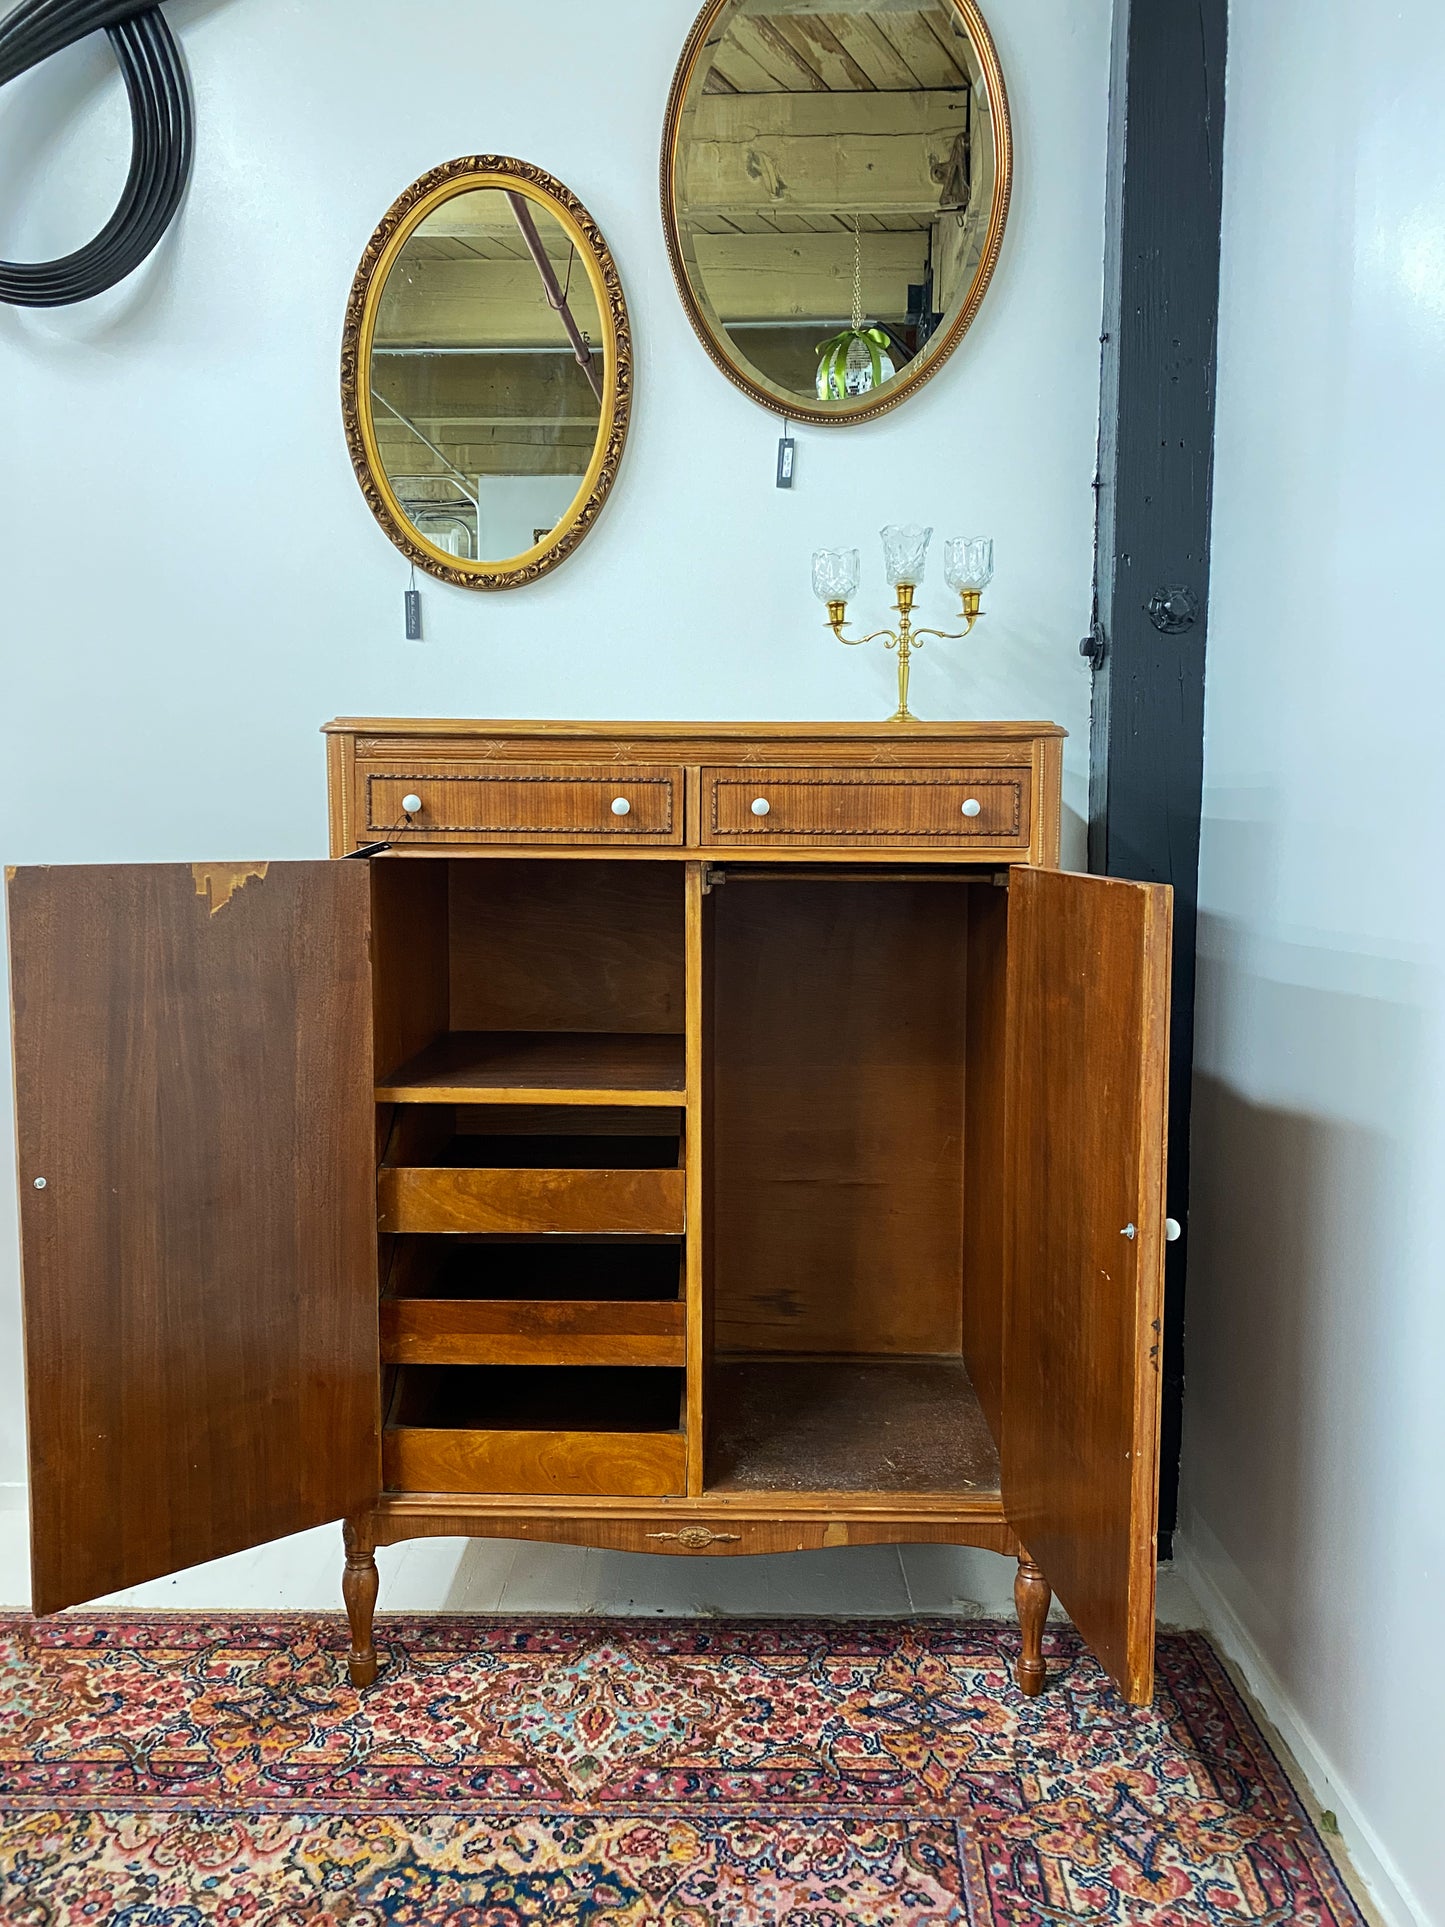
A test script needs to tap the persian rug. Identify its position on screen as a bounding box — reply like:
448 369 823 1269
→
0 1614 1364 1925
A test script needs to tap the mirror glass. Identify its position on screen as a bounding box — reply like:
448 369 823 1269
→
664 0 1010 422
345 165 631 586
371 187 604 564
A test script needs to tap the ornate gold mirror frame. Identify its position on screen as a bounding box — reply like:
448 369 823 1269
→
660 0 1012 426
342 157 632 589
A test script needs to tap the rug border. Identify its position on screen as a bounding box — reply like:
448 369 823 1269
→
0 1607 1379 1922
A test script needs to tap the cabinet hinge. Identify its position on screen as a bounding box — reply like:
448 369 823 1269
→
701 863 726 895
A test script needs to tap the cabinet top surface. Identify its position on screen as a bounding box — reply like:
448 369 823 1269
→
324 718 1067 742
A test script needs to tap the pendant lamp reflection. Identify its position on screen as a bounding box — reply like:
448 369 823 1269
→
816 217 897 401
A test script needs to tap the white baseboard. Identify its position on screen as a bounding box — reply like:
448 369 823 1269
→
1174 1524 1429 1927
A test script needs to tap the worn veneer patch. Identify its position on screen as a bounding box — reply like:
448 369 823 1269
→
191 861 269 915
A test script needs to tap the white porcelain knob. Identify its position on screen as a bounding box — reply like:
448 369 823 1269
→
961 798 982 818
1165 1217 1182 1242
751 798 771 817
611 797 631 816
401 793 422 815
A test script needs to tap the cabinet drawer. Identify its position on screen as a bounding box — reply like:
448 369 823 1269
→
384 1424 687 1498
381 1298 686 1368
702 765 1030 848
378 1165 686 1237
384 1364 687 1497
362 763 683 844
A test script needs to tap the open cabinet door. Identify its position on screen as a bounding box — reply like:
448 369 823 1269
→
8 862 379 1613
1002 868 1172 1704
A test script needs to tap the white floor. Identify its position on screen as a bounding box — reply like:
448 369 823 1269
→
0 1484 1206 1624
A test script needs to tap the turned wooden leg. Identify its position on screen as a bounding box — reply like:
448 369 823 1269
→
1014 1550 1051 1697
342 1515 380 1688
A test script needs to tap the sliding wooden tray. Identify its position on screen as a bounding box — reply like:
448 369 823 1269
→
378 1133 686 1237
381 1298 686 1368
383 1366 687 1498
381 1239 685 1366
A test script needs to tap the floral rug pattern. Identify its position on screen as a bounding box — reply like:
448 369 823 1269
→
0 1614 1362 1923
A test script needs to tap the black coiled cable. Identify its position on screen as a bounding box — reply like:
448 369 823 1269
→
0 0 193 307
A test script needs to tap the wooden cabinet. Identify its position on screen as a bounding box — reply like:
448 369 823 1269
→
8 720 1171 1705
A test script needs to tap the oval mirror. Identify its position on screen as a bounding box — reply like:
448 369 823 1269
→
342 159 631 587
661 0 1010 425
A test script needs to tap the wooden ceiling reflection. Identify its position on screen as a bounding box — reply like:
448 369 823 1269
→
702 2 974 96
679 1 986 328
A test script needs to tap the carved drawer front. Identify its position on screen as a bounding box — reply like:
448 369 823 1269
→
701 765 1031 848
361 763 684 844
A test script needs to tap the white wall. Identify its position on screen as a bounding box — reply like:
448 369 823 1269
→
0 1 1113 1593
1179 2 1445 1921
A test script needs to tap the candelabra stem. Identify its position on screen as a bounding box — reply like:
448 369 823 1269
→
889 603 917 721
825 583 974 724
891 634 914 722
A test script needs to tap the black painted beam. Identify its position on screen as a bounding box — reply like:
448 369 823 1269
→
1088 0 1228 1554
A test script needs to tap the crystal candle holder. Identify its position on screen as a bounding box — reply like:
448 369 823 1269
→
943 536 994 624
811 548 861 608
944 537 994 594
880 524 932 590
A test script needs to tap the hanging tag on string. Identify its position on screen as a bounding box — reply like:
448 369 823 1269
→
404 563 423 641
776 417 795 489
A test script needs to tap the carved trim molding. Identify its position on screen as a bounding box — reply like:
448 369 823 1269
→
341 156 632 590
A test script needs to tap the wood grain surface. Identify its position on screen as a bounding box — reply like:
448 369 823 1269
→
370 859 449 1093
960 882 1009 1439
384 1427 688 1498
1002 867 1172 1705
376 1030 686 1105
381 1298 685 1368
384 1365 686 1496
378 1165 687 1237
711 877 967 1355
703 765 1030 848
9 862 380 1613
324 721 1067 868
371 1500 1014 1557
326 717 1066 740
684 861 709 1494
364 765 684 845
448 860 686 1034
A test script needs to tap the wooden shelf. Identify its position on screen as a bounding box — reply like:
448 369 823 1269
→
708 1359 1001 1498
382 1300 686 1369
377 1031 686 1106
384 1365 687 1497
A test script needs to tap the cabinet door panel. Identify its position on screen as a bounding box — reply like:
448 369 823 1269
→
8 862 379 1613
1003 869 1171 1704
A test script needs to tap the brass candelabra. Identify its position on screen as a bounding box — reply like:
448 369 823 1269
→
826 583 984 724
